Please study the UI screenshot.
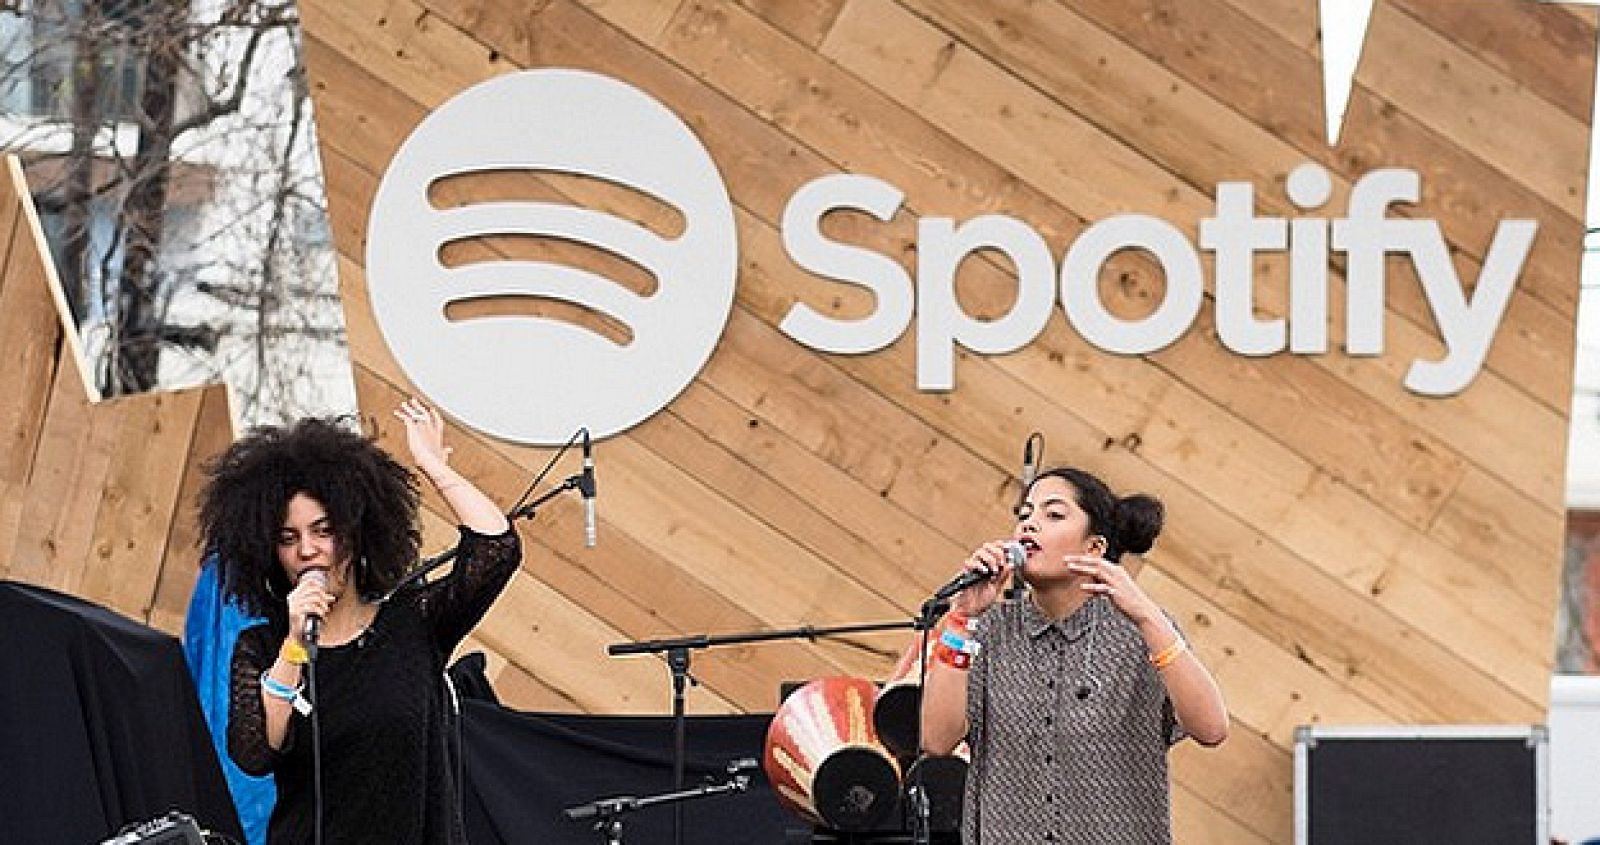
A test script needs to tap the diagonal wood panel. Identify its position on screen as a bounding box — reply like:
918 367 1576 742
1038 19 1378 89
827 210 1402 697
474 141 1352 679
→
296 1 1592 839
0 155 234 632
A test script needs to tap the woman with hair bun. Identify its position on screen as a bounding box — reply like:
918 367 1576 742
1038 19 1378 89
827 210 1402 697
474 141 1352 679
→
201 399 520 844
921 466 1228 844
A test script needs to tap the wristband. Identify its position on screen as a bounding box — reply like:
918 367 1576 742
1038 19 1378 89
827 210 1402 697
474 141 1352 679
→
260 671 313 716
939 628 971 652
932 639 973 670
1149 638 1188 670
279 638 309 666
261 671 301 701
933 626 980 670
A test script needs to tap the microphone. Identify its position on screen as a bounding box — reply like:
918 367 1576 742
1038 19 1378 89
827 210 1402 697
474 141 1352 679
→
930 541 1026 603
299 569 328 646
1020 435 1039 490
1010 433 1042 600
578 429 597 548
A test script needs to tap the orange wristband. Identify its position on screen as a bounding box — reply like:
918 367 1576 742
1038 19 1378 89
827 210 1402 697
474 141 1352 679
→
1150 638 1188 670
933 640 973 670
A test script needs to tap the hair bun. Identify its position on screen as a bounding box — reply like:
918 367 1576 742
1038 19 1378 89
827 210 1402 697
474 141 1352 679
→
1113 494 1164 555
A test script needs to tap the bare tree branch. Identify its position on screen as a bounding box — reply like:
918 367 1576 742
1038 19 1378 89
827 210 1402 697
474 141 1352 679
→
0 1 354 421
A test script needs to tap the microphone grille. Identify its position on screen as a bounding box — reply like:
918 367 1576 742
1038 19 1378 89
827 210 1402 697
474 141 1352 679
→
298 568 328 587
1003 541 1027 568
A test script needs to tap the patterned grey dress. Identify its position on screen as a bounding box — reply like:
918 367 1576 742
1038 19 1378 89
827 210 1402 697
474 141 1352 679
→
963 597 1185 844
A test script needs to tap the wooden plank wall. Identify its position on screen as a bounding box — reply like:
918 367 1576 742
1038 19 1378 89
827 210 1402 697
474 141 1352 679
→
0 155 235 635
98 0 1582 840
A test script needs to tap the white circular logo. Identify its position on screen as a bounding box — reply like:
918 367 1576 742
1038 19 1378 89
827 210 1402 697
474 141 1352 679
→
367 69 738 444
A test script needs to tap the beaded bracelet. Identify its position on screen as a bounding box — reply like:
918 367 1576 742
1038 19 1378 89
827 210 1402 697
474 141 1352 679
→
1149 638 1188 670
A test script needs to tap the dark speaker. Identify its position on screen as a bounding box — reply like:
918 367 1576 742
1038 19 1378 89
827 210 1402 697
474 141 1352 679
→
1294 725 1547 845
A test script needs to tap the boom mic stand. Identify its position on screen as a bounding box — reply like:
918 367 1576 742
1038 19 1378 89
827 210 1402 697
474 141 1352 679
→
383 425 592 599
355 459 586 844
381 473 585 603
564 758 757 845
908 595 949 845
607 617 927 845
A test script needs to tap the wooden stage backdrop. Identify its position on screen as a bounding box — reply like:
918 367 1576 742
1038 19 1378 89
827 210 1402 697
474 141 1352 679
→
0 155 236 635
3 1 1595 841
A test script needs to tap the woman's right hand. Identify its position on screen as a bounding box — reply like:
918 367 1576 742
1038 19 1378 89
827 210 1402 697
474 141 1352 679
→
949 540 1014 616
285 569 331 646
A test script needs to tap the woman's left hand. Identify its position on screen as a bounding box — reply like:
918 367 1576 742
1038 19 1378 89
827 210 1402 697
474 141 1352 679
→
1066 554 1157 623
394 399 452 477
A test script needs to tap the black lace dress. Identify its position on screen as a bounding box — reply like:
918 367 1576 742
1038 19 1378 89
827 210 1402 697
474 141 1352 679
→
227 526 521 844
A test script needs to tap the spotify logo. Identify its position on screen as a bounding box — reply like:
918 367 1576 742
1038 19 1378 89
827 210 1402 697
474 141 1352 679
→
370 69 1530 446
366 69 738 445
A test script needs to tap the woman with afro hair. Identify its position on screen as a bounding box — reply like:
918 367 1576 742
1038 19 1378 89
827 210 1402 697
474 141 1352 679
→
201 399 520 844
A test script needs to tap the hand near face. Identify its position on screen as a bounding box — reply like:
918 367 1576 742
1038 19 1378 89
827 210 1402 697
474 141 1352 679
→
286 570 331 645
1066 554 1157 623
950 540 1015 616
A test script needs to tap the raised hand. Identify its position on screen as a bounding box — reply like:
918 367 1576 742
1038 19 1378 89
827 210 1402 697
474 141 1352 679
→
393 398 452 478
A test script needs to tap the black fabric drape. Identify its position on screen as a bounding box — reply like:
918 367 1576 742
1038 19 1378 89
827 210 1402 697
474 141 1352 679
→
460 700 794 844
0 580 244 845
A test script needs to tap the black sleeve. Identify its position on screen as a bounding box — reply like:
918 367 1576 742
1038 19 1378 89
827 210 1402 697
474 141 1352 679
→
227 624 288 776
413 525 522 653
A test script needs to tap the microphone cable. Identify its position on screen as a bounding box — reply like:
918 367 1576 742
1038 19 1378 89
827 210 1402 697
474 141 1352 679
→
307 645 323 845
909 605 937 845
506 427 587 517
380 426 589 605
354 424 589 839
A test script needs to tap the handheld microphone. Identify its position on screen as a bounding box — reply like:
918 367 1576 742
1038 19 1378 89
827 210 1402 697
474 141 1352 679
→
930 541 1026 603
299 569 328 646
578 429 597 548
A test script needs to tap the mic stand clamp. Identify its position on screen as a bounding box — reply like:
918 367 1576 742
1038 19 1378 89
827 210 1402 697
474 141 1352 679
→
509 473 584 522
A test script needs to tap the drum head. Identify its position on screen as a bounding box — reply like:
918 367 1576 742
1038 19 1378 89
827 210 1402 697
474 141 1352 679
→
812 745 900 831
872 683 920 762
765 676 901 828
905 754 968 833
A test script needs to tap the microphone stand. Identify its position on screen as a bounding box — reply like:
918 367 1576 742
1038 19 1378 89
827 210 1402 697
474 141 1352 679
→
563 759 756 845
907 596 949 845
354 468 586 842
381 473 585 603
607 618 927 845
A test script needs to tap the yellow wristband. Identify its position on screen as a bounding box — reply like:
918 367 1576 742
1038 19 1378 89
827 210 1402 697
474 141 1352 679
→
280 638 309 666
1150 638 1188 670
